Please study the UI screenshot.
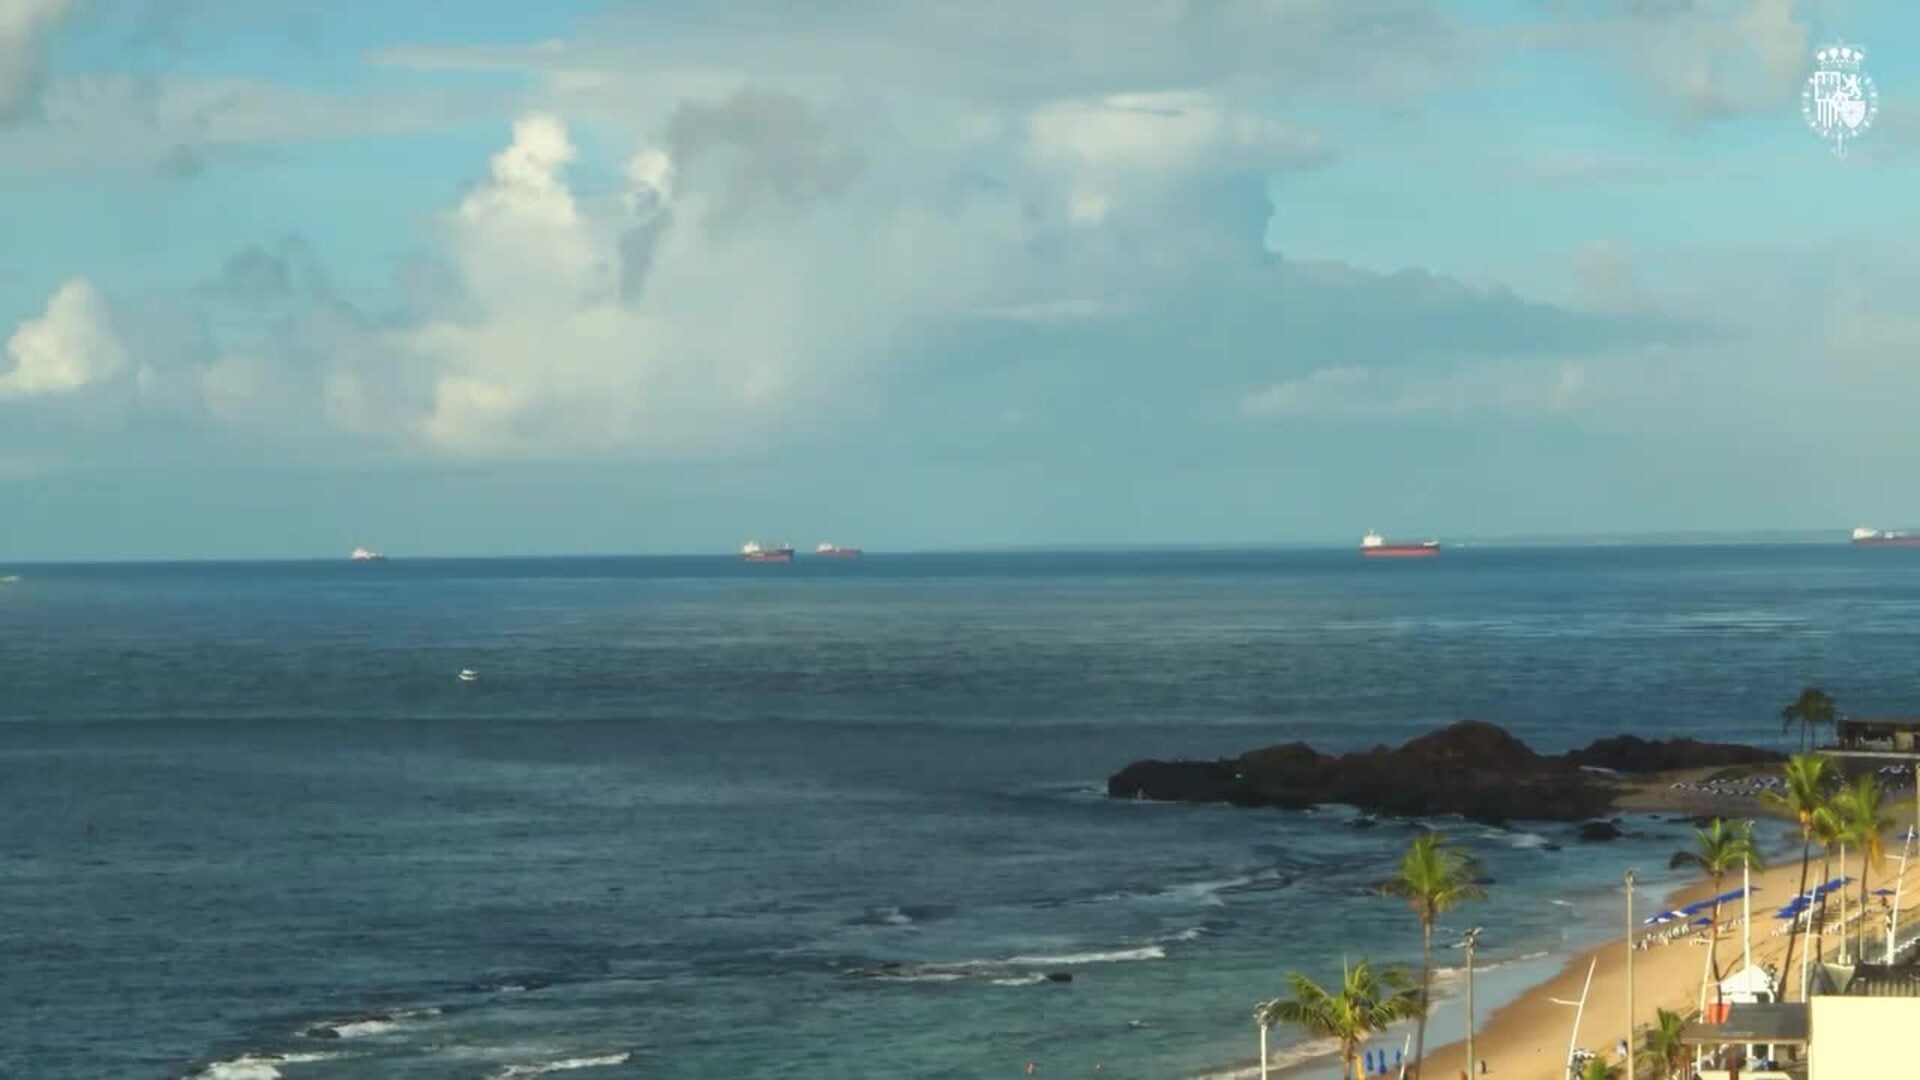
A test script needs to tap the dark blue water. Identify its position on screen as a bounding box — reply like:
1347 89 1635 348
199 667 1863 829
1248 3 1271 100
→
3 546 1916 1079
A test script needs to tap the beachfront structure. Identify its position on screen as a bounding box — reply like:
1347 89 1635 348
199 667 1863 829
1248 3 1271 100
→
1680 955 1920 1079
1821 717 1920 758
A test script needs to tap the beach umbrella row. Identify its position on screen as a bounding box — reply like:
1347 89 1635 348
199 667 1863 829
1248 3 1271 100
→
1640 886 1759 926
1772 877 1853 919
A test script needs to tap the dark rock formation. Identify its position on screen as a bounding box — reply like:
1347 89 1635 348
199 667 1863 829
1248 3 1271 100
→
1575 820 1624 842
1107 721 1779 823
1562 734 1782 773
1108 721 1617 823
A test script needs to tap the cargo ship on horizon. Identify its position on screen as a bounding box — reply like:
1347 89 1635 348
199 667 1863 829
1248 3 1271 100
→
741 541 794 563
1852 527 1920 548
1360 531 1440 558
350 546 385 562
815 543 862 558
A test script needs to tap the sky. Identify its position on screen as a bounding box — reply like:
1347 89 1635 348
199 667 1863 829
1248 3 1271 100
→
2 0 1918 559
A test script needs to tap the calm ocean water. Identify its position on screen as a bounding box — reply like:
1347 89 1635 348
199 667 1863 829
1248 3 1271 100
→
3 546 1917 1079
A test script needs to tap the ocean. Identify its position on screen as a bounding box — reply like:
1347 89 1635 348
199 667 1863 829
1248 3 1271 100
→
2 545 1915 1079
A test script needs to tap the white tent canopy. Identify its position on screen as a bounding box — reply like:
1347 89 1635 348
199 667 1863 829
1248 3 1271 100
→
1718 964 1779 1003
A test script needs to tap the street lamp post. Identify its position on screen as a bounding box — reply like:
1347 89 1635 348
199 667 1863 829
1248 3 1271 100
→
1626 868 1638 1080
1463 927 1483 1077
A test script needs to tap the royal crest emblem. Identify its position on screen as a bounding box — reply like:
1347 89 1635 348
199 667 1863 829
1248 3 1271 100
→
1801 43 1878 158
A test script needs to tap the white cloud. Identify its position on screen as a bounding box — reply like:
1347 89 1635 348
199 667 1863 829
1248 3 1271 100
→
1027 90 1328 222
0 0 74 125
377 2 1472 108
1538 0 1814 126
1240 360 1589 419
0 72 504 175
0 279 128 399
321 107 1032 460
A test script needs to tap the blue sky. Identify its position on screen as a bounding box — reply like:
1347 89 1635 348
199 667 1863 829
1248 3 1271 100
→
2 0 1918 559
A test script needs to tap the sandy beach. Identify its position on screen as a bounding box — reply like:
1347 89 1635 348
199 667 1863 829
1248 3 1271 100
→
1418 831 1920 1079
1247 771 1920 1080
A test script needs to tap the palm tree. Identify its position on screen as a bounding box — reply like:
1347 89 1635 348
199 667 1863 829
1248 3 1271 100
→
1668 818 1764 1007
1765 752 1835 996
1645 1008 1688 1080
1380 832 1486 1075
1779 686 1837 751
1807 799 1846 980
1834 774 1893 961
1578 1053 1623 1080
1256 959 1422 1080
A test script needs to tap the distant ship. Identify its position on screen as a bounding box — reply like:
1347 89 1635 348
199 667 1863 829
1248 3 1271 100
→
350 546 386 561
1852 527 1920 548
1360 531 1440 558
741 541 794 563
815 543 862 558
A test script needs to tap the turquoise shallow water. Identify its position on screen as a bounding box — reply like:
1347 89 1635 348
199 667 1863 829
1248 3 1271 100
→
0 546 1912 1078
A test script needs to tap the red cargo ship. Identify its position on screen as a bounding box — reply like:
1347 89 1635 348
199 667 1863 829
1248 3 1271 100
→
1853 527 1920 548
1360 531 1440 558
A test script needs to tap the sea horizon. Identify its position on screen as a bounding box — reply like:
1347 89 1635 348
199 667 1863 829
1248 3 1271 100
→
0 526 1899 566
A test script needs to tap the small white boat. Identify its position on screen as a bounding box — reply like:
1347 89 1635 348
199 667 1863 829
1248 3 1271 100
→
457 669 479 682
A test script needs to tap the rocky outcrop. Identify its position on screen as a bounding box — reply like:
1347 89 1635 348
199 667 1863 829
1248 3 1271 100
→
1107 722 1779 823
1108 721 1615 823
1561 734 1783 773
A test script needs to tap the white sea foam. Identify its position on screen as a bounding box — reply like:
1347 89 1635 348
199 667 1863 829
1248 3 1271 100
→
305 1006 439 1039
491 1052 631 1078
990 973 1050 986
1004 945 1165 966
329 1019 397 1038
870 970 968 983
1191 1035 1345 1078
1089 868 1288 907
191 1052 337 1080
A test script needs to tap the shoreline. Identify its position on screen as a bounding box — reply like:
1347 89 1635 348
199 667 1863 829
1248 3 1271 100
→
1217 779 1919 1080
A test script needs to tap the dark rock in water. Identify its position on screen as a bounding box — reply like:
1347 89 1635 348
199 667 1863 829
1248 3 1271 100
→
1108 721 1623 822
1542 842 1563 851
1576 820 1625 842
1563 735 1782 773
303 1026 341 1040
1045 972 1073 983
1351 816 1379 830
1108 759 1247 803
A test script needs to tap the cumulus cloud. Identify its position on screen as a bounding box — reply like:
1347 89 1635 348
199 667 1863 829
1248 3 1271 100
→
5 0 1855 479
1540 0 1814 126
153 103 1033 461
0 0 74 125
0 279 127 399
1028 90 1328 222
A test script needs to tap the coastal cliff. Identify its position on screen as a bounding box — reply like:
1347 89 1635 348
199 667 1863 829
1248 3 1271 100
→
1106 720 1782 824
